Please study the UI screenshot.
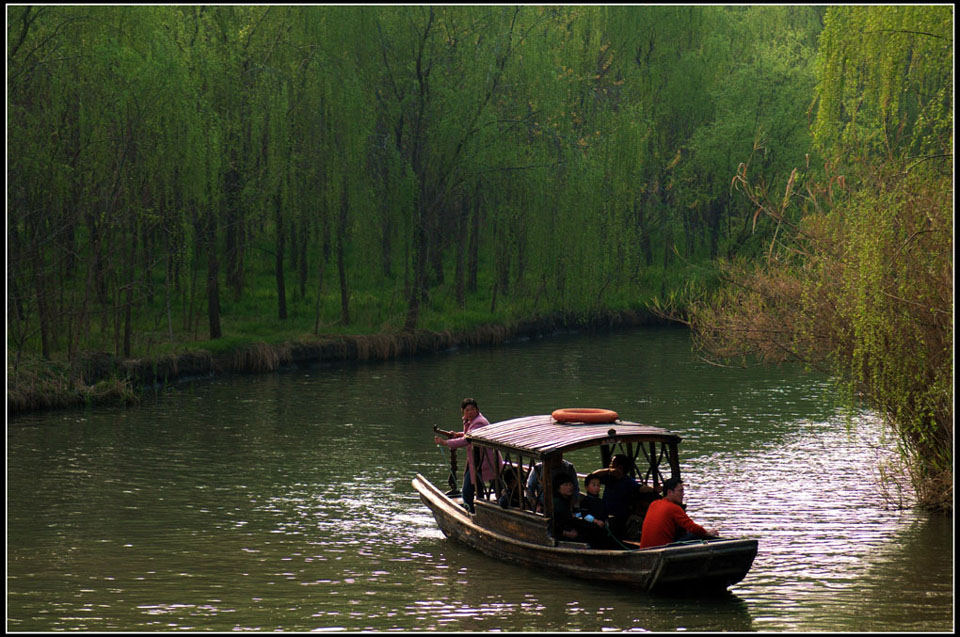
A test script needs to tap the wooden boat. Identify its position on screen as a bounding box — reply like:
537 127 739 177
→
413 412 758 594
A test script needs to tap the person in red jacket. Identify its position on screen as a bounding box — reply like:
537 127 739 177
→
638 477 719 548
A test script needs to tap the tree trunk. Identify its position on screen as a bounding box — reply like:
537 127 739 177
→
8 225 25 327
337 181 350 325
683 207 696 257
454 196 467 309
298 211 308 300
85 211 108 306
313 253 325 335
404 194 427 331
494 216 509 298
224 167 243 301
314 189 328 334
275 189 287 320
165 249 175 342
122 224 134 358
635 198 653 269
429 208 444 286
123 284 133 358
30 238 52 360
381 209 393 279
206 209 222 340
708 197 722 261
468 187 481 293
515 214 527 291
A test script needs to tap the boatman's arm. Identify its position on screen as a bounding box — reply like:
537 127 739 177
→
673 507 718 538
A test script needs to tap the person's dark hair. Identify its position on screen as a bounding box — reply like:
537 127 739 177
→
584 471 603 488
461 398 478 411
611 454 635 473
553 472 575 493
661 477 683 497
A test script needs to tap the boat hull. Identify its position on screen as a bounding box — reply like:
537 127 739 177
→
413 473 757 593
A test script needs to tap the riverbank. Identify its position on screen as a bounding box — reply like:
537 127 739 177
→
8 309 675 417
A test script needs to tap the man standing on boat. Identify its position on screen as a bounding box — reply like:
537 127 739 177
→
639 477 719 548
434 398 498 513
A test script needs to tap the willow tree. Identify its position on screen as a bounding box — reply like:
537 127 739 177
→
684 5 953 511
677 6 822 261
372 6 527 329
8 6 205 356
8 6 75 360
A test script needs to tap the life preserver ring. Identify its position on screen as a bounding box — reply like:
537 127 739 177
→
551 408 619 424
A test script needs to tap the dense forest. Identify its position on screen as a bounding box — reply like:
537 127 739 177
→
7 6 952 509
8 5 825 357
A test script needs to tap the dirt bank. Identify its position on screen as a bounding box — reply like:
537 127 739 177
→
8 310 674 416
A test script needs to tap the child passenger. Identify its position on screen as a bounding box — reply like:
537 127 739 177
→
552 474 617 549
578 472 609 528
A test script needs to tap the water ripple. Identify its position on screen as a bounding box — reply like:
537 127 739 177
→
7 329 951 631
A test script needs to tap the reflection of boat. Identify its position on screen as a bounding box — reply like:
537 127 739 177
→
413 413 758 594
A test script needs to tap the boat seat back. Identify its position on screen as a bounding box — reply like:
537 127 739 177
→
474 500 555 546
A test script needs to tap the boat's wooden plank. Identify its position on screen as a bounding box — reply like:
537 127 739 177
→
473 501 554 546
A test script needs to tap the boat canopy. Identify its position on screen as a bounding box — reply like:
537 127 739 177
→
466 414 682 458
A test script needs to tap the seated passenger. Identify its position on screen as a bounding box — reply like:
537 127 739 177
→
622 485 660 541
526 458 579 512
551 474 582 541
591 454 638 538
638 477 719 548
498 467 525 509
578 472 609 527
552 474 618 549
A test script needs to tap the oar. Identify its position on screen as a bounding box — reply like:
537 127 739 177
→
433 425 461 496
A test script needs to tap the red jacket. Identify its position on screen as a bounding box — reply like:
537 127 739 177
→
638 498 709 548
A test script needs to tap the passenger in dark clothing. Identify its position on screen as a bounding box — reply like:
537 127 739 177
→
590 454 638 539
578 472 609 525
622 485 661 541
552 474 582 540
498 466 524 509
527 458 579 512
552 474 616 549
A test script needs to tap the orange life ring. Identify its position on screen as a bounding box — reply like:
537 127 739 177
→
551 408 619 424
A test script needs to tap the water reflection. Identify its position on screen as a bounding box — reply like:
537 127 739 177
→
7 328 952 631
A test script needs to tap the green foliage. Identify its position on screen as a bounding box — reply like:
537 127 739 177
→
684 5 952 511
10 5 824 365
813 6 953 163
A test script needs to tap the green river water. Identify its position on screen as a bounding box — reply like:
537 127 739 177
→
7 327 953 631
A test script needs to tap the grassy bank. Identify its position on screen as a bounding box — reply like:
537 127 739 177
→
8 308 675 417
9 252 711 417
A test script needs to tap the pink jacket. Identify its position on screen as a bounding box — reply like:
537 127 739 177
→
443 413 499 483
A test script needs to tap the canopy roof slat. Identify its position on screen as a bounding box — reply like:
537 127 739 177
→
467 415 681 457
